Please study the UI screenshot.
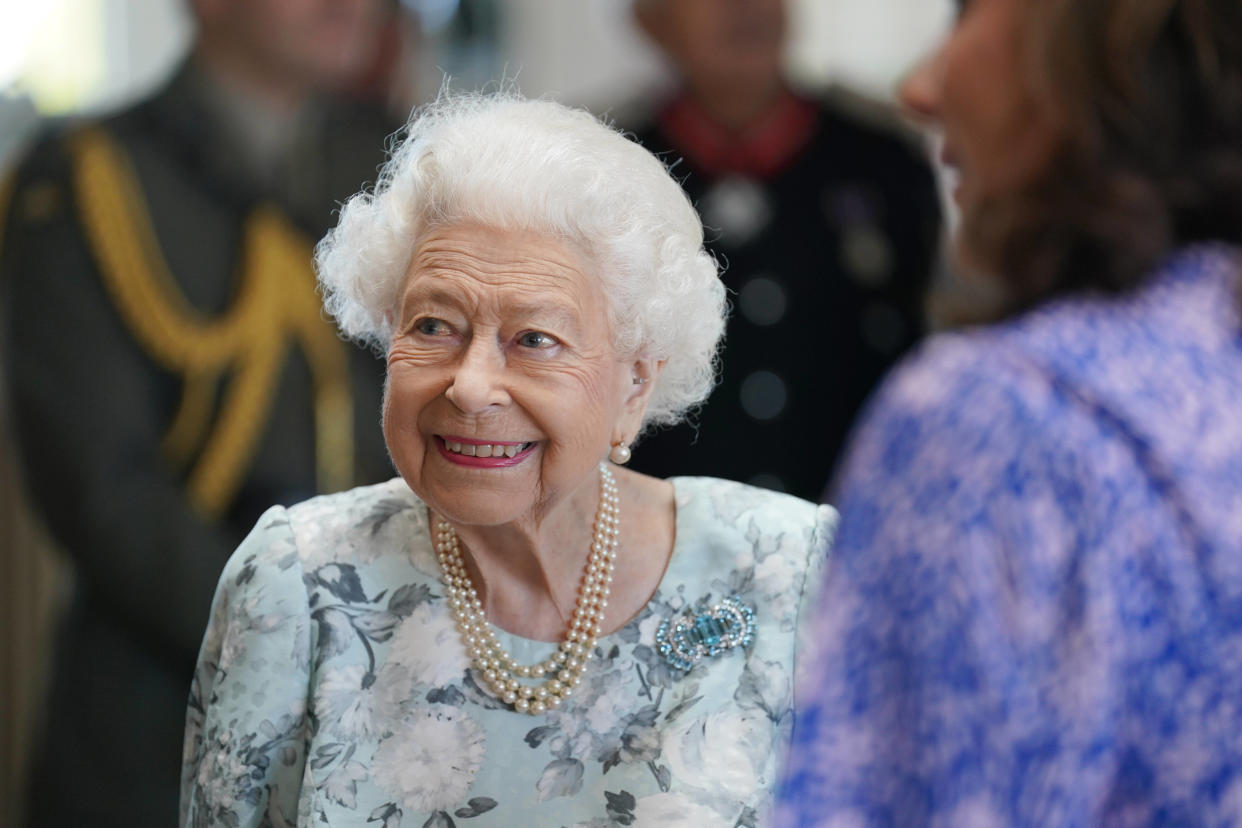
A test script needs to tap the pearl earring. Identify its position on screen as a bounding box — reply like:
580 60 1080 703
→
609 441 631 465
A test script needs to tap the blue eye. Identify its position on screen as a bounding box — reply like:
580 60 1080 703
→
415 318 452 336
517 331 558 349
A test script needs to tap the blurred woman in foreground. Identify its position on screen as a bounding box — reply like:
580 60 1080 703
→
777 0 1242 824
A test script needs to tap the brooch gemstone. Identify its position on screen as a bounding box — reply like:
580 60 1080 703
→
655 595 757 672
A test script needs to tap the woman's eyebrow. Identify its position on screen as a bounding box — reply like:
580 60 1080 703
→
400 283 465 309
508 300 580 327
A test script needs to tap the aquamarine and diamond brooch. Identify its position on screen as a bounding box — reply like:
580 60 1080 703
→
655 594 757 672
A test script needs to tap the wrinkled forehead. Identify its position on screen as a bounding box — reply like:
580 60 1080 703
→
398 223 610 321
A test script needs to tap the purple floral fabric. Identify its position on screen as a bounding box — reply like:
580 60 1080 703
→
776 246 1242 826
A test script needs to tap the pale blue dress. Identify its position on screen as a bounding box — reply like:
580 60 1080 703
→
181 476 835 827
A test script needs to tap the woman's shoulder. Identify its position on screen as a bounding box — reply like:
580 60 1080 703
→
670 475 818 515
898 248 1236 410
280 477 430 567
868 321 1063 432
284 476 421 523
668 477 836 550
873 251 1229 441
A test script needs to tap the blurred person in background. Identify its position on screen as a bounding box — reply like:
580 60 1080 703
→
625 0 942 501
777 0 1242 824
0 0 406 823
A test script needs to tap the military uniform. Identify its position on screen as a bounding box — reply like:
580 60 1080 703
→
627 89 942 501
0 63 395 825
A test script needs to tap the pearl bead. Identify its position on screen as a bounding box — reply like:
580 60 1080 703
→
435 465 617 714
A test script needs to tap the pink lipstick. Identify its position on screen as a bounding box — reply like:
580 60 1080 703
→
435 436 537 468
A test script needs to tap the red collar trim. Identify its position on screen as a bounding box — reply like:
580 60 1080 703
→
658 90 818 179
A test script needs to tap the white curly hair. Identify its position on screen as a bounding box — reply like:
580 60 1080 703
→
315 90 726 432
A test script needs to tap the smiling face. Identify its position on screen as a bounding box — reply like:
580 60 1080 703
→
900 0 1063 224
384 224 656 528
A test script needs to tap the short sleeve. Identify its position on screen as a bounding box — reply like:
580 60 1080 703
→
181 506 314 828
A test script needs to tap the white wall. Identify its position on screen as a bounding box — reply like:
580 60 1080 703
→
0 0 191 116
787 0 954 98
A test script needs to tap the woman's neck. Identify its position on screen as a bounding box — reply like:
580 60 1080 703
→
438 474 604 641
432 469 676 642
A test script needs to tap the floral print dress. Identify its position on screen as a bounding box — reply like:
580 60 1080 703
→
182 476 835 827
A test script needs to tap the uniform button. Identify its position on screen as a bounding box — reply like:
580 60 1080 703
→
701 176 772 244
739 371 787 421
841 223 895 287
738 276 787 326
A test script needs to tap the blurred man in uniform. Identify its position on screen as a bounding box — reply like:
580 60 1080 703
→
0 0 400 823
628 0 942 500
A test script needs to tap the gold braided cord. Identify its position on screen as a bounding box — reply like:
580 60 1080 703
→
188 334 286 516
244 206 355 495
161 372 215 468
70 127 355 516
71 130 270 366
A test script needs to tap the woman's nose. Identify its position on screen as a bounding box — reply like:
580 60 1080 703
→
899 50 945 124
444 337 510 413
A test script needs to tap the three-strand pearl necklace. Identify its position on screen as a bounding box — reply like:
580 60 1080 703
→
435 463 619 714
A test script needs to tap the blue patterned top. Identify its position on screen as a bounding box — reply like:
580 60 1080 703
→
181 476 836 827
776 246 1242 826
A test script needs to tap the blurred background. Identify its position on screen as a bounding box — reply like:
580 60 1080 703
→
0 0 954 164
0 0 953 824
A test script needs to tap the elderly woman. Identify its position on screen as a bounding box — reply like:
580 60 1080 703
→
777 0 1242 825
180 93 835 826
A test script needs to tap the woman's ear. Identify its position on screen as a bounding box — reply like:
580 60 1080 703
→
613 356 667 445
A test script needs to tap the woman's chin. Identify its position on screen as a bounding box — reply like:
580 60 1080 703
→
417 479 536 529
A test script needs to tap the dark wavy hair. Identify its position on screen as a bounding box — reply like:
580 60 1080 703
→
958 0 1242 320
